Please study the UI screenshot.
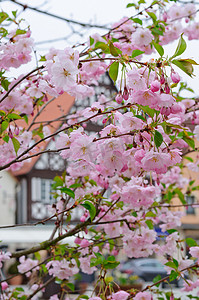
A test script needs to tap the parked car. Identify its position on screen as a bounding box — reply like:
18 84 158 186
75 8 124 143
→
119 258 184 287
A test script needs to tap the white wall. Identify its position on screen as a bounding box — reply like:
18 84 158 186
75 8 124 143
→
0 171 17 225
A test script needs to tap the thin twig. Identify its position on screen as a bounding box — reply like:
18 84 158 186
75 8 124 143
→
0 66 44 103
26 277 54 300
10 0 109 29
27 96 56 131
0 103 133 171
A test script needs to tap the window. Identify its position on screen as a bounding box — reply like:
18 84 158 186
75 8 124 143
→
185 195 196 215
32 177 53 204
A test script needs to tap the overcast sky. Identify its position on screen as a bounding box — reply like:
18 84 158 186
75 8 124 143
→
2 0 132 49
2 0 199 95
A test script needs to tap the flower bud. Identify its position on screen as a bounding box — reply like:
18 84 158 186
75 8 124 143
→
163 12 168 22
165 84 170 94
171 71 180 83
80 239 90 248
74 237 82 244
115 93 123 104
80 215 86 222
123 87 129 100
150 80 160 92
160 74 165 84
1 282 8 291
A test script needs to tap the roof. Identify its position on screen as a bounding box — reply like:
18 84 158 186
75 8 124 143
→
12 93 74 176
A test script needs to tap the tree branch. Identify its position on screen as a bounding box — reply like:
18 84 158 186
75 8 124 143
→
9 0 109 29
11 218 92 258
0 66 44 104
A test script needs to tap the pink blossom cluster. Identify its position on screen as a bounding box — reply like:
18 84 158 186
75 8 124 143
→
46 258 78 280
123 227 157 258
1 2 199 299
0 130 32 171
17 255 39 277
0 30 33 70
0 251 11 268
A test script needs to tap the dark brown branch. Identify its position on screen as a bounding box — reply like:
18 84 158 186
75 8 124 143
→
80 57 147 66
0 103 133 171
26 277 54 300
0 256 50 284
0 66 44 104
141 263 199 294
0 201 76 229
27 96 56 131
11 218 92 258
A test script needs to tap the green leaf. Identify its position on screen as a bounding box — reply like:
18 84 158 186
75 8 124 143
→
184 156 193 162
145 219 153 230
152 41 164 57
184 59 198 65
139 105 156 118
131 49 144 58
126 3 136 8
90 257 102 267
109 61 119 83
89 36 94 46
39 55 46 62
145 211 156 218
153 274 161 286
183 136 195 149
151 27 164 36
171 34 187 59
1 79 10 91
132 18 142 25
66 283 75 292
0 110 5 116
3 135 9 143
104 261 120 269
169 270 178 281
76 296 89 300
15 287 24 292
167 229 178 234
165 261 177 269
53 176 64 187
0 27 8 37
192 186 199 191
171 59 193 77
81 201 96 221
15 29 26 36
174 188 186 205
135 114 146 121
69 183 82 189
0 12 8 24
132 211 137 217
12 137 20 155
154 130 163 148
23 115 29 124
189 180 195 186
7 113 22 120
147 11 157 23
186 238 197 247
1 121 9 132
89 179 97 186
94 41 108 51
60 187 75 198
173 258 179 267
109 41 119 57
12 10 17 18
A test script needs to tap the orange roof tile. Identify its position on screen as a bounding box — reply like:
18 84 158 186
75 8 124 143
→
12 93 74 176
